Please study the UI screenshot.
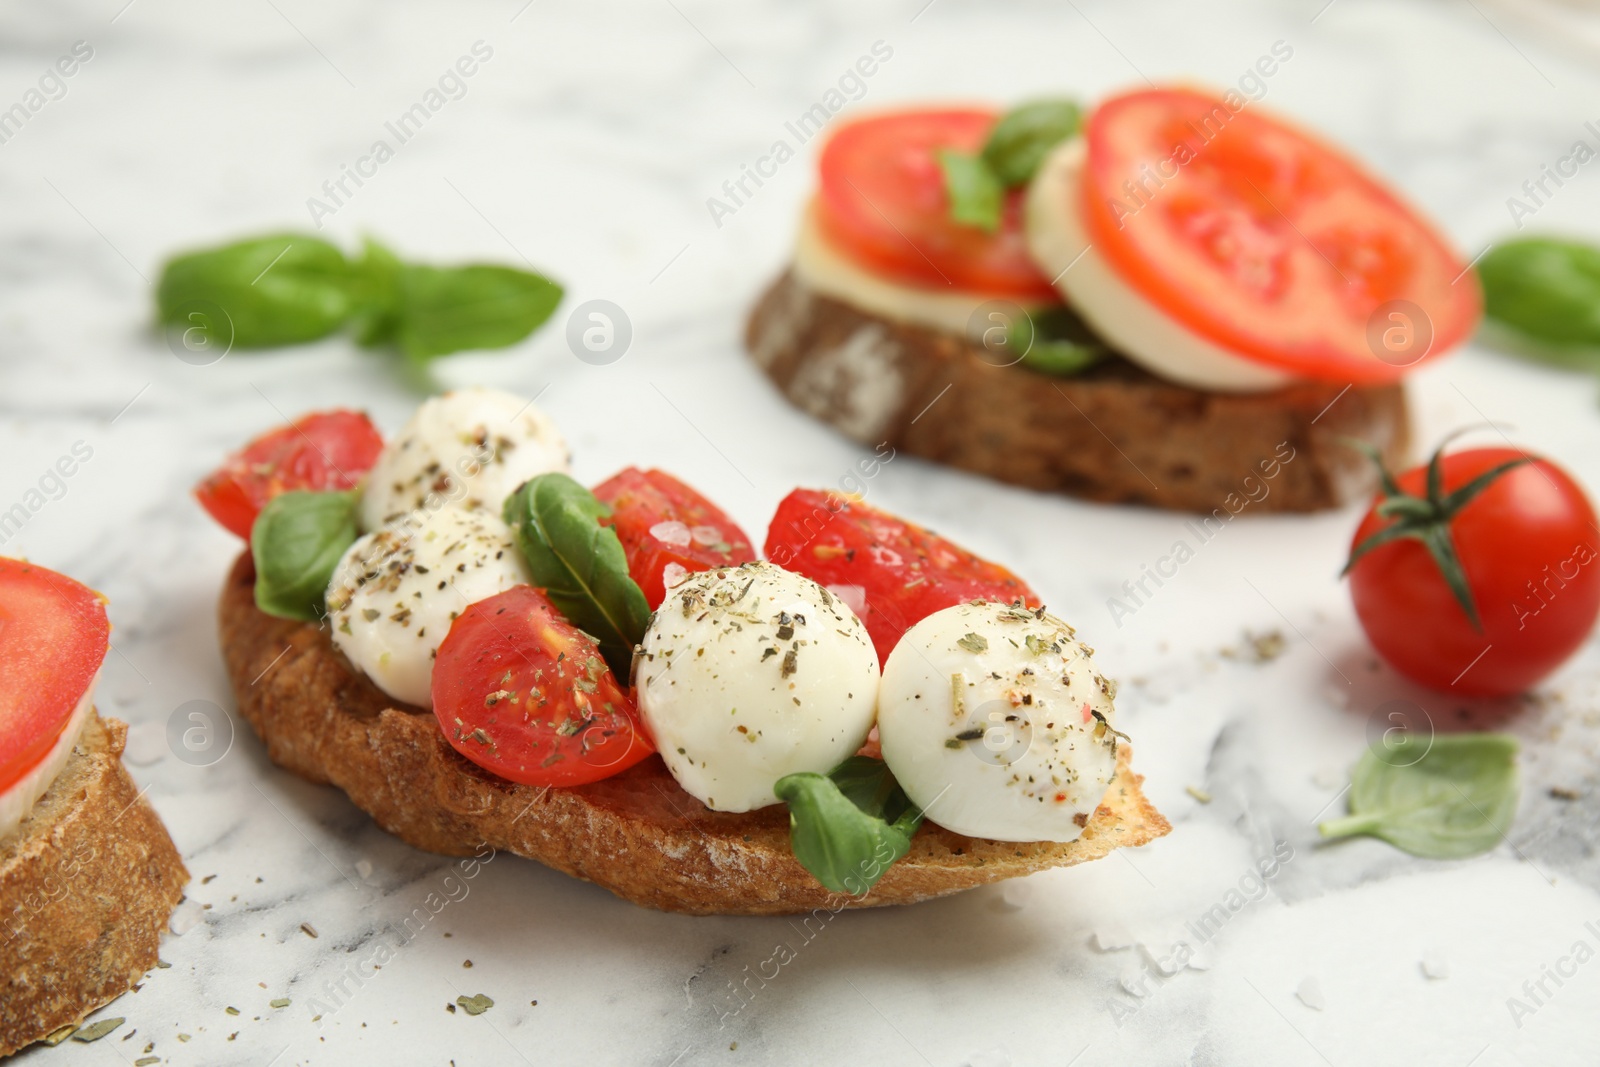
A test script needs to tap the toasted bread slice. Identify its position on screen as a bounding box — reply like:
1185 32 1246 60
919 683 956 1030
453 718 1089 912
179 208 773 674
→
219 554 1169 915
746 270 1410 513
0 714 188 1057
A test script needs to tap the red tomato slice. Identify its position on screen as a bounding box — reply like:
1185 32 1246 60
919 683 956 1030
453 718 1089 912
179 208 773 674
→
0 558 109 795
592 468 756 608
432 585 653 787
817 108 1059 301
1079 88 1480 383
1348 448 1600 697
765 489 1039 663
195 409 384 539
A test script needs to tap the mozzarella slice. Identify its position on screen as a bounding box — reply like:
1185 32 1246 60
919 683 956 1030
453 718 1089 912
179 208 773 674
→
791 202 1054 337
327 507 531 709
1025 138 1293 393
635 561 879 813
0 675 96 843
359 387 571 531
877 600 1120 843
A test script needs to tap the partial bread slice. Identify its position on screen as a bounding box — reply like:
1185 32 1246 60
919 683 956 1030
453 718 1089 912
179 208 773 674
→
746 270 1410 513
1 714 188 1057
219 554 1169 915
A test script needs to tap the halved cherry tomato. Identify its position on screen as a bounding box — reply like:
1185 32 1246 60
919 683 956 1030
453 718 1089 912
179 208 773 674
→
765 489 1039 663
195 409 383 539
0 558 109 795
592 468 755 608
1079 87 1480 383
432 585 653 787
1347 448 1600 697
817 108 1059 301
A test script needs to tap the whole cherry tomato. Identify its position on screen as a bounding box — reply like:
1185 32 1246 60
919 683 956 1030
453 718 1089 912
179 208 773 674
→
1346 444 1600 696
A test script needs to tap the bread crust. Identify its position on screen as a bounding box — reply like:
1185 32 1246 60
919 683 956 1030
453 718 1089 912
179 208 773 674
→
746 270 1410 513
219 554 1169 915
0 714 188 1057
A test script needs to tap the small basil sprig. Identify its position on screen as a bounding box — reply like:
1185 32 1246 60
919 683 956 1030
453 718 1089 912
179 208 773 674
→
501 473 650 678
774 756 924 895
939 99 1082 232
1318 733 1519 859
156 232 563 363
251 489 360 621
1479 237 1600 359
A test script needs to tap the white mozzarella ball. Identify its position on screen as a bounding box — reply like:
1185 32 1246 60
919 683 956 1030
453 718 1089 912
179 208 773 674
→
359 387 571 531
327 507 530 709
878 600 1121 842
635 561 879 812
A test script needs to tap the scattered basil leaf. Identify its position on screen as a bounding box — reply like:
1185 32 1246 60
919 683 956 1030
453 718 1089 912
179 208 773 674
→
1007 304 1109 377
937 149 1004 233
155 231 564 363
774 755 923 895
1318 733 1519 859
981 98 1083 186
456 994 494 1016
390 263 564 362
157 234 355 348
69 1017 124 1043
41 1024 79 1046
501 473 650 678
1480 237 1600 355
251 489 360 622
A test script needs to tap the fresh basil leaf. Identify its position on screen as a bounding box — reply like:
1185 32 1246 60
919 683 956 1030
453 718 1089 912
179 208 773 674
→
251 489 360 622
937 149 1004 233
1022 339 1105 376
501 473 650 677
981 99 1082 186
1318 733 1519 859
1007 304 1108 377
348 237 404 347
382 263 563 362
827 754 917 823
1480 238 1600 354
938 99 1082 231
774 756 923 895
157 234 356 348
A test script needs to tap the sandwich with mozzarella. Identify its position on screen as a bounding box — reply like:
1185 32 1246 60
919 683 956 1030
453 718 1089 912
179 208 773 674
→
208 388 1167 914
748 86 1480 512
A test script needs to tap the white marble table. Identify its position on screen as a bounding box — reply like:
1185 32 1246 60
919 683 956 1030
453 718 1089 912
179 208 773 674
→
5 0 1600 1063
